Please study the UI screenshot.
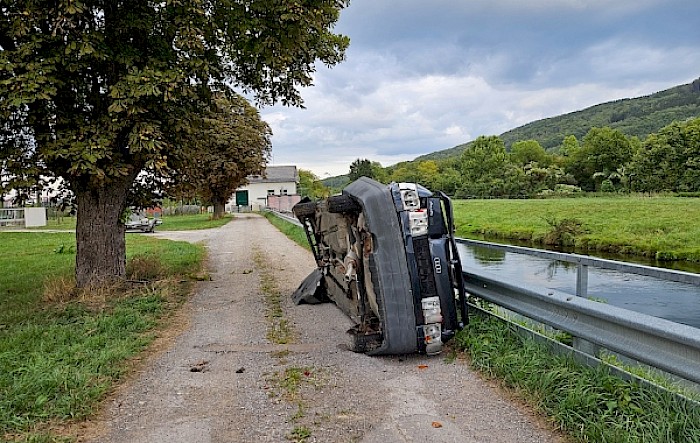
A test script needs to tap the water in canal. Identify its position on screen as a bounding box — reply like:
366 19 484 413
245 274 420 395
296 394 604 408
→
457 243 700 329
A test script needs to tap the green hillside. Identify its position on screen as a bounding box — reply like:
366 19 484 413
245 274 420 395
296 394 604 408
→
418 76 700 160
320 173 350 190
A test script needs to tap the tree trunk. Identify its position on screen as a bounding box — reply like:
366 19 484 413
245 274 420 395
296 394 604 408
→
74 177 132 288
212 196 226 220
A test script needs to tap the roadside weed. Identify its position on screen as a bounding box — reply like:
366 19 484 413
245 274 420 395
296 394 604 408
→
253 249 295 344
288 425 312 442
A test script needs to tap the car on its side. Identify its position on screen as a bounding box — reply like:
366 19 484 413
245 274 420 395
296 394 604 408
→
292 177 467 355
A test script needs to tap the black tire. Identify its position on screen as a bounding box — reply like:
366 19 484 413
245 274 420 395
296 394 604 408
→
327 194 361 213
351 331 383 353
293 201 317 218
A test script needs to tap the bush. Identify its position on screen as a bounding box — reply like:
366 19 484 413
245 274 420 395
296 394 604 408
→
162 205 201 215
543 216 587 246
537 184 583 198
600 179 616 193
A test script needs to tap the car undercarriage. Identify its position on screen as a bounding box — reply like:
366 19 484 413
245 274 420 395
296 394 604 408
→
292 177 467 355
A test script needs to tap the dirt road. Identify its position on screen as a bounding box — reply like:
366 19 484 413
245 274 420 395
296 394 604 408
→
89 213 565 443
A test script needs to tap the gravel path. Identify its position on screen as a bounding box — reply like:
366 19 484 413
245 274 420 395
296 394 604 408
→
88 213 567 443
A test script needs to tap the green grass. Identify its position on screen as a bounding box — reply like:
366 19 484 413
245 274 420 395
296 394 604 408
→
153 213 233 231
253 248 295 344
455 313 700 443
0 232 204 442
453 196 700 262
28 213 232 232
261 212 310 250
39 216 76 230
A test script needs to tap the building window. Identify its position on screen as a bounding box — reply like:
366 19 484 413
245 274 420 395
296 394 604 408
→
281 189 288 195
267 189 275 195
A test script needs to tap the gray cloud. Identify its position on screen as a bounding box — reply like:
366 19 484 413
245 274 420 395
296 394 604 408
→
261 0 700 177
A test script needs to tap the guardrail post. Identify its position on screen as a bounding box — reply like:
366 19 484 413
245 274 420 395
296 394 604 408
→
576 263 588 297
573 337 601 357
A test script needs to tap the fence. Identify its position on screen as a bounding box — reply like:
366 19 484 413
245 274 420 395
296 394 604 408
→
458 238 700 386
0 208 24 227
458 238 700 296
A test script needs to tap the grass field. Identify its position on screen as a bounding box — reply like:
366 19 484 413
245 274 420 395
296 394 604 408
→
453 196 700 262
37 212 232 231
0 231 205 442
152 213 232 231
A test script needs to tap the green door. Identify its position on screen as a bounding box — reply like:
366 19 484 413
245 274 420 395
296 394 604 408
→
235 190 249 206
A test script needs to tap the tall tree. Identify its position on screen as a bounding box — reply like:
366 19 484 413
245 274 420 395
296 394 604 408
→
433 159 462 196
559 135 581 157
458 136 513 198
370 161 389 183
169 93 271 219
570 127 635 191
0 0 349 287
348 158 374 181
298 169 330 200
510 140 550 167
415 160 439 189
460 136 507 181
629 117 700 192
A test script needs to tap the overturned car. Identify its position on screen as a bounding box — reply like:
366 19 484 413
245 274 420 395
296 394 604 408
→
292 177 467 355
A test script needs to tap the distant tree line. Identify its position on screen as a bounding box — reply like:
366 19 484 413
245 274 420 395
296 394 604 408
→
330 117 700 198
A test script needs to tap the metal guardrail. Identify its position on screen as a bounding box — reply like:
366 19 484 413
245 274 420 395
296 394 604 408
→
268 210 303 227
458 238 700 295
266 209 700 385
459 242 700 386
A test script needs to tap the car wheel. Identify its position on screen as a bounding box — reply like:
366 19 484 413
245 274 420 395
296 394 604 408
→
327 194 361 213
293 201 318 218
350 330 383 353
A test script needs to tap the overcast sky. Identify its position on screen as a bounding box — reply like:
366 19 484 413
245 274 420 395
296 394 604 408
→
259 0 700 178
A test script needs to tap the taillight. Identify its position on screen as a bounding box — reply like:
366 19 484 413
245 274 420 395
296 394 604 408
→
421 296 442 323
422 296 443 354
399 186 420 210
408 210 428 236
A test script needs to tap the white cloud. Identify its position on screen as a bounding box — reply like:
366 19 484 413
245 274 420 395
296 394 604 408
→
258 0 700 178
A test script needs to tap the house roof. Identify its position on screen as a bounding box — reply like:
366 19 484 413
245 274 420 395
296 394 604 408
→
247 165 298 184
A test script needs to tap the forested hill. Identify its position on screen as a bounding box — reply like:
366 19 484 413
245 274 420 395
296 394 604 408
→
418 76 700 160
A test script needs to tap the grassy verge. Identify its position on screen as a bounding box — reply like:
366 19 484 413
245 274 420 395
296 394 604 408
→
455 312 700 443
453 197 700 262
37 216 76 230
0 232 204 442
261 212 309 250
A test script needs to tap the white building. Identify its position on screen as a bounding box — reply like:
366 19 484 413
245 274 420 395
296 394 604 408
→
227 165 300 211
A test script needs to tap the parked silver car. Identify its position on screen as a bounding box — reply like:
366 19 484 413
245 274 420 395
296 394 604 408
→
125 212 162 233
